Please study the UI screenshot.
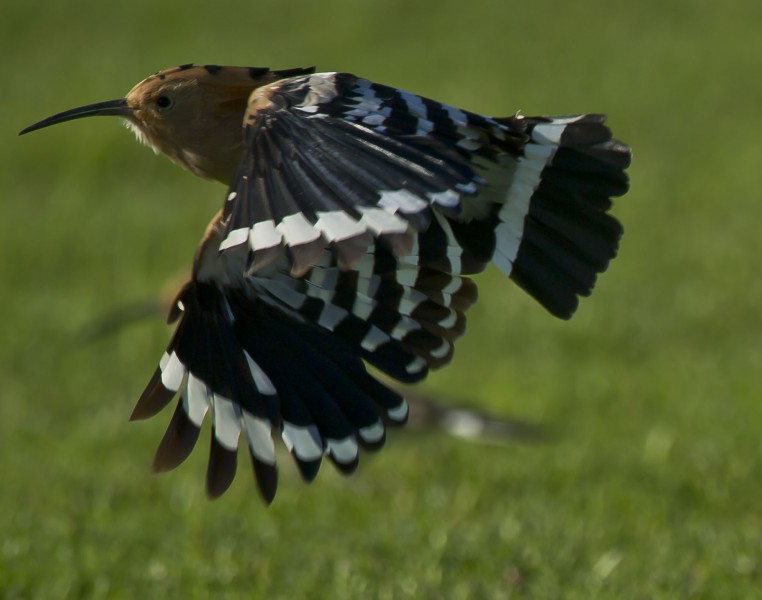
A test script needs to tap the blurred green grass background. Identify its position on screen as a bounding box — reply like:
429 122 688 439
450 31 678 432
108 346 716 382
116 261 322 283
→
2 0 761 597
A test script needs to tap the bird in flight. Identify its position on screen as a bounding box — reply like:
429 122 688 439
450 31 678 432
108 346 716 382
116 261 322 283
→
21 64 631 504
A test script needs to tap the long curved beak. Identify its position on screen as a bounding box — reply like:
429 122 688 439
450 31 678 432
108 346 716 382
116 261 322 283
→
19 98 133 135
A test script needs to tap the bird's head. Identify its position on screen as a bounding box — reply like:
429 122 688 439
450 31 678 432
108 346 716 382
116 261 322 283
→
21 64 315 183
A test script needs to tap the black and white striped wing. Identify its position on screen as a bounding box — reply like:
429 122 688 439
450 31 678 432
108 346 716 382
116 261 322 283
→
132 233 478 503
218 72 521 275
218 72 629 317
133 71 630 503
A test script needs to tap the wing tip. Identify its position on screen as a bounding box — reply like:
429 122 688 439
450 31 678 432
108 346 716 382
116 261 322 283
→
131 368 176 421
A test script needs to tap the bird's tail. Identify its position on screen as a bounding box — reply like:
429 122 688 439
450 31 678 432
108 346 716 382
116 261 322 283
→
450 113 631 319
502 115 629 317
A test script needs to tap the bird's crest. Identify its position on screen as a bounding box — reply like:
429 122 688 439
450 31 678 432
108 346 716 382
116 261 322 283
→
139 64 316 91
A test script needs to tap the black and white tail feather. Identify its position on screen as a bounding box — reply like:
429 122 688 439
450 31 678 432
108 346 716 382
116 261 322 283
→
132 71 630 503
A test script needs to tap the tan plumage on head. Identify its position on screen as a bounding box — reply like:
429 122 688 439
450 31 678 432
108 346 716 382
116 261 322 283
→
121 65 313 182
21 63 630 504
23 64 314 183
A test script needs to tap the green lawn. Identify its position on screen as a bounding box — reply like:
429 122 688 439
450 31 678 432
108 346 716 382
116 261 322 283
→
2 0 762 597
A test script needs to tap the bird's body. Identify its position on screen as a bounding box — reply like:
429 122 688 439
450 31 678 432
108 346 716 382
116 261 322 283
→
21 64 631 503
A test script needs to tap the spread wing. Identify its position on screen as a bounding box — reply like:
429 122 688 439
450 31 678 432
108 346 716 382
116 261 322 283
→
133 71 630 503
218 72 537 276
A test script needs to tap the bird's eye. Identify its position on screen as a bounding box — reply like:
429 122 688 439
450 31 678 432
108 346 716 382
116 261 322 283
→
156 95 173 110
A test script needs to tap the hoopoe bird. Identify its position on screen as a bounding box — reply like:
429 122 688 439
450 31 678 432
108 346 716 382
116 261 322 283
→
21 64 631 504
